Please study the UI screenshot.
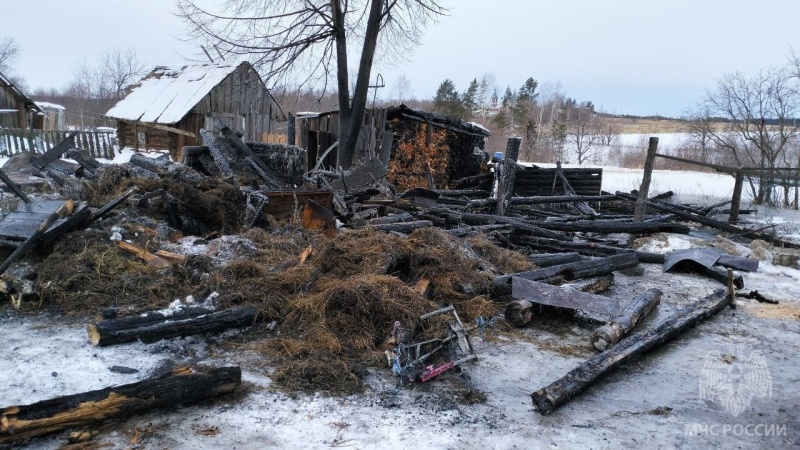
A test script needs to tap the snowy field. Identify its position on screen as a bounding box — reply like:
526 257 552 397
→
1 149 800 449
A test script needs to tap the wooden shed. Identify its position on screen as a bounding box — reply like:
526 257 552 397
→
295 105 491 190
34 102 66 131
105 61 285 158
0 71 43 130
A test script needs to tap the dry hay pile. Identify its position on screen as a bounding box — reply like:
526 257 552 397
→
255 227 514 394
33 229 210 315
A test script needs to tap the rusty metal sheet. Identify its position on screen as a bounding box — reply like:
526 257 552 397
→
511 277 620 316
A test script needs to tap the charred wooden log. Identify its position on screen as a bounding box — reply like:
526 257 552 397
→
492 253 638 299
428 209 564 240
531 220 690 235
370 220 433 234
531 289 730 415
616 191 800 248
590 288 662 351
0 366 241 444
367 212 415 225
514 236 666 263
511 194 619 205
65 149 102 178
87 306 260 346
528 252 583 268
432 188 490 198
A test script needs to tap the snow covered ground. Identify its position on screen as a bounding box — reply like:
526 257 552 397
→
1 154 800 449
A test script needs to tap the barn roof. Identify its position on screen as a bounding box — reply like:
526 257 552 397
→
0 71 43 114
105 62 254 125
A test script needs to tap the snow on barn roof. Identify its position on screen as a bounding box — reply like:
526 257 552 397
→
35 101 65 111
105 62 245 125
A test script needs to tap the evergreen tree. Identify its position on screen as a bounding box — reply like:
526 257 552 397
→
513 77 538 127
461 78 479 119
433 79 464 117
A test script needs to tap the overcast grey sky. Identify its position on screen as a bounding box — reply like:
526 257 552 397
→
4 0 800 117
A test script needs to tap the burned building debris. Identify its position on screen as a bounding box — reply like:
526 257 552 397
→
0 99 798 445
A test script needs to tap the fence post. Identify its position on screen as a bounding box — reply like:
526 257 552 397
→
287 113 295 146
634 137 659 222
729 169 745 222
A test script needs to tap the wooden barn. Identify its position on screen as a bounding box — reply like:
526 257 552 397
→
0 71 43 130
295 105 491 190
106 61 285 158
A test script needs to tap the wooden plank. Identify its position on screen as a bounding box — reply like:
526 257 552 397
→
31 131 77 169
0 168 31 203
124 121 196 138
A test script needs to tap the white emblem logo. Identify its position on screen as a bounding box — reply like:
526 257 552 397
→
699 345 772 417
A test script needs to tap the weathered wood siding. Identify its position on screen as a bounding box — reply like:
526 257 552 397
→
116 64 284 155
190 63 283 142
0 86 28 129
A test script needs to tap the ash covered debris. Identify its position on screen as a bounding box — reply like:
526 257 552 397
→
0 113 798 446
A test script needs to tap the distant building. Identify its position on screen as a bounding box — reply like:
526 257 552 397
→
0 71 43 130
105 61 285 158
34 102 66 131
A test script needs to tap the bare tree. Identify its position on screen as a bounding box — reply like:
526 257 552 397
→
175 0 446 169
98 48 147 100
0 36 21 73
689 64 800 205
393 73 413 104
568 105 602 165
475 72 496 121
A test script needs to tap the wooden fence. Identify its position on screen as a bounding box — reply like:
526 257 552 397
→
261 132 287 144
0 128 116 159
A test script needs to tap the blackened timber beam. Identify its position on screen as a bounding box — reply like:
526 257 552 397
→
634 137 659 222
221 127 282 189
492 253 639 298
531 220 690 235
556 161 597 216
496 137 521 216
0 168 30 204
199 128 234 177
88 306 260 346
31 131 77 170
